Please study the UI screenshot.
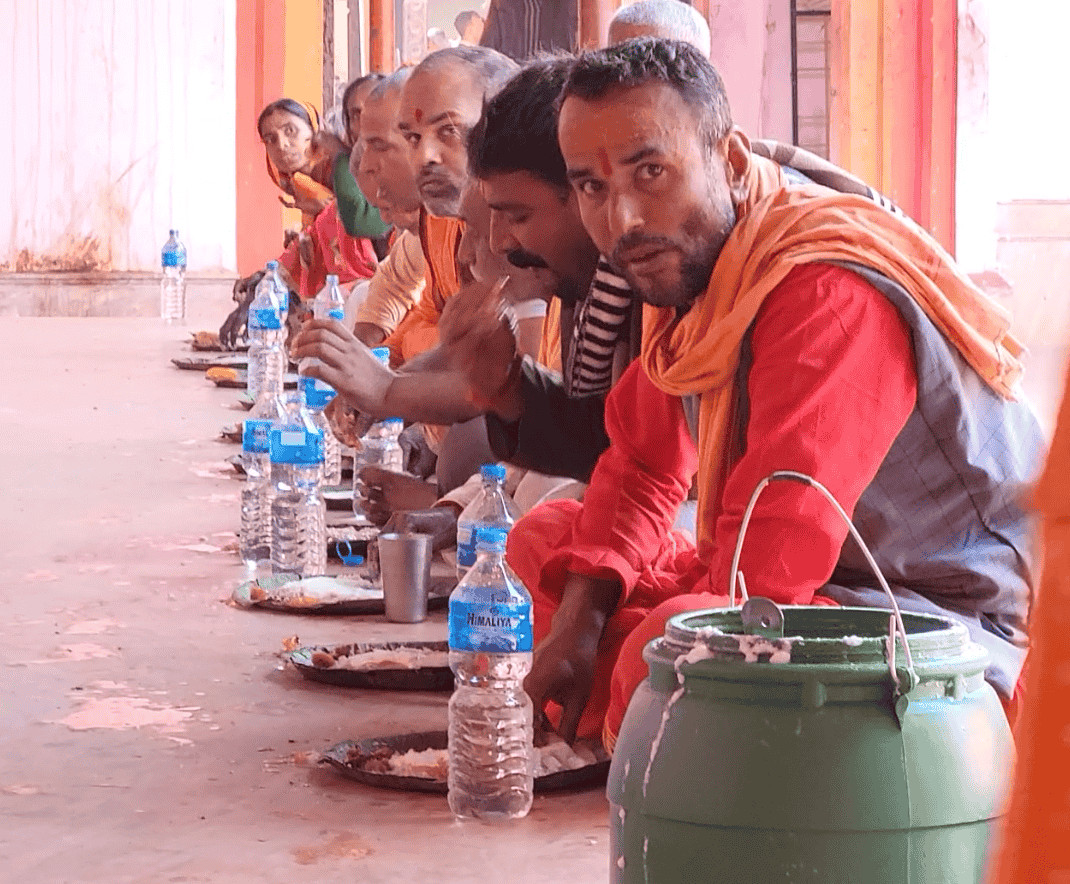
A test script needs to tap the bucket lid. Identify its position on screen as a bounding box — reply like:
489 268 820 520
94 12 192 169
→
653 604 987 683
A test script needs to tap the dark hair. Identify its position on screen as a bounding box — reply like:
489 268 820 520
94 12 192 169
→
454 10 481 35
257 98 315 138
341 73 384 132
467 56 572 191
415 44 519 98
559 38 731 147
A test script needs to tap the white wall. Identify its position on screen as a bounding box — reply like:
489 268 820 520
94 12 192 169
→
957 0 1070 272
0 0 237 273
987 0 1070 203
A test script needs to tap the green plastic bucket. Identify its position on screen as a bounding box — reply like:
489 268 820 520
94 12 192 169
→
608 604 1013 883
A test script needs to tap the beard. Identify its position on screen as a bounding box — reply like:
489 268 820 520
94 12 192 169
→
611 196 736 309
418 168 463 217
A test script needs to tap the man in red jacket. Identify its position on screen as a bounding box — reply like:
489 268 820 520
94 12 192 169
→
512 39 1040 749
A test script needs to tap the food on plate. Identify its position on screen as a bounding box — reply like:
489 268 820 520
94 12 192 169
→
346 735 606 782
310 651 337 668
206 366 239 383
308 646 449 671
247 575 383 606
191 331 222 350
326 525 379 544
535 736 601 775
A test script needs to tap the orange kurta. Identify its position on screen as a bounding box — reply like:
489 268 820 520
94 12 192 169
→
381 210 465 365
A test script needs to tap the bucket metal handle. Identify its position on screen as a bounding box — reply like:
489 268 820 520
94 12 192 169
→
727 470 920 695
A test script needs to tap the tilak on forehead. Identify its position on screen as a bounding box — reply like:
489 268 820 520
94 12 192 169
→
598 147 612 177
414 108 423 122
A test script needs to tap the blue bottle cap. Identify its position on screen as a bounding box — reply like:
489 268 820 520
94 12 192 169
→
371 346 390 366
266 260 278 270
480 463 506 482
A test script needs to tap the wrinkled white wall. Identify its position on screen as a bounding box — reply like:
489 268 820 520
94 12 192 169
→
0 0 237 273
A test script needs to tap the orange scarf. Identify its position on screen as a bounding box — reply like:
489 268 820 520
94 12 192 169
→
538 297 563 372
422 213 465 311
641 153 1025 556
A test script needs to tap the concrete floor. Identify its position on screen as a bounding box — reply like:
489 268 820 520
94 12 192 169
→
0 317 610 883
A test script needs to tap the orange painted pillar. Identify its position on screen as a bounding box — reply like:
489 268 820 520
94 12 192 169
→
236 0 286 274
369 0 395 72
235 0 324 273
829 0 956 255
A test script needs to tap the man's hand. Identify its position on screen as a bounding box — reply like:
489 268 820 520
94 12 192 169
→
398 423 438 479
439 276 524 420
291 319 393 415
324 397 375 448
219 271 263 349
355 465 439 526
524 573 622 744
284 291 309 350
380 507 459 551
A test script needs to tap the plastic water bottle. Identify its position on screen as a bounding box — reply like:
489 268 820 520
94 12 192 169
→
448 526 534 820
314 273 346 322
299 274 345 485
247 261 286 402
271 261 291 324
240 394 282 572
352 418 404 520
270 399 326 577
303 390 341 486
456 463 520 581
352 347 404 522
160 230 187 324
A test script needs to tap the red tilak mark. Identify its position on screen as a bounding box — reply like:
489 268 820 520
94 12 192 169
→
598 148 612 177
414 108 423 122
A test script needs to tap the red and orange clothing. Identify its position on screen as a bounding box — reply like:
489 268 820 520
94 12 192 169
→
992 365 1070 881
277 200 378 299
381 211 465 365
507 263 918 743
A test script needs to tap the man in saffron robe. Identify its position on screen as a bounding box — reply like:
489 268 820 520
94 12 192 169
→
510 39 1042 748
382 45 517 365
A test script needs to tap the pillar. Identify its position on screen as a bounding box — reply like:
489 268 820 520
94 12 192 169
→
829 0 957 254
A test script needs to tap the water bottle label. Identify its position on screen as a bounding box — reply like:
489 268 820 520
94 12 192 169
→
456 524 477 569
270 427 324 464
161 250 183 267
250 307 281 330
242 418 271 453
449 600 533 653
328 308 344 321
300 375 336 409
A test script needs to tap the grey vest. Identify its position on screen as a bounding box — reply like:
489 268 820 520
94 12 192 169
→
717 262 1043 698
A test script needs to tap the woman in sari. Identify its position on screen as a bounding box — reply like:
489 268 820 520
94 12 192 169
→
256 98 337 229
220 92 384 347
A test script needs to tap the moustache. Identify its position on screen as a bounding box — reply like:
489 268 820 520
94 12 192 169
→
418 165 450 183
506 248 549 270
611 232 679 267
